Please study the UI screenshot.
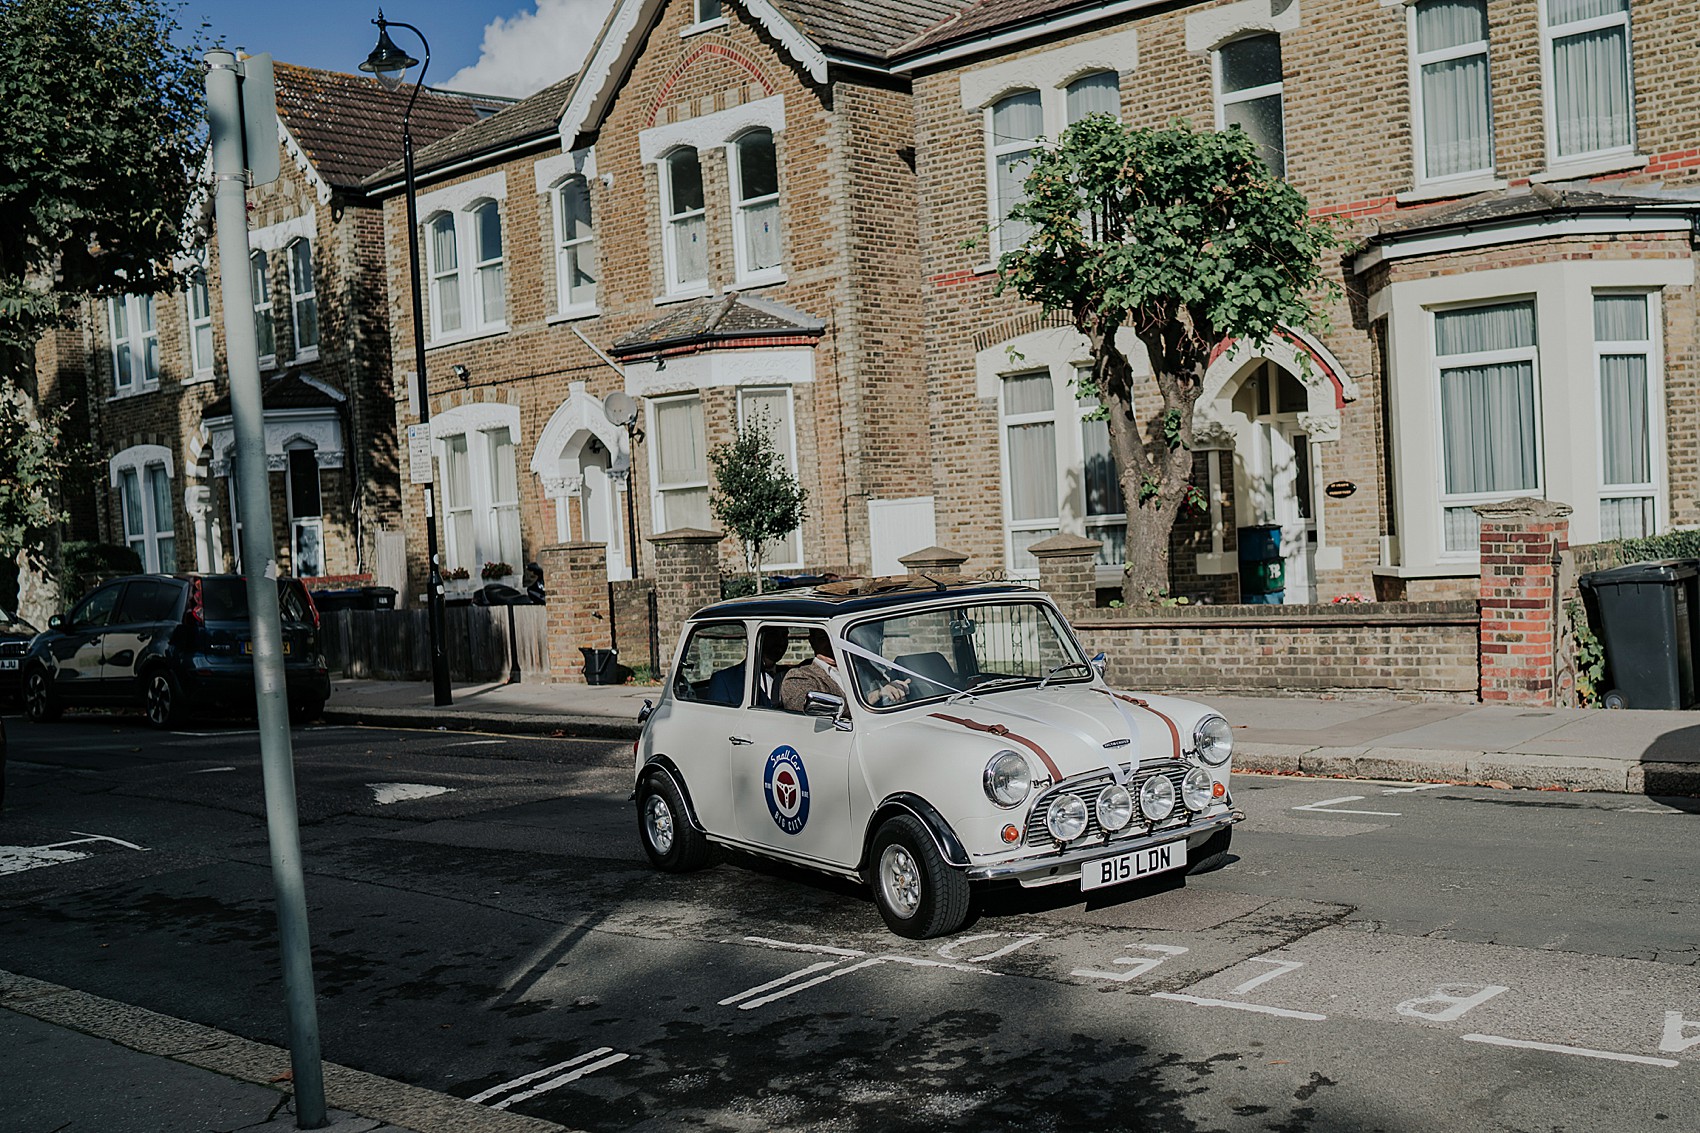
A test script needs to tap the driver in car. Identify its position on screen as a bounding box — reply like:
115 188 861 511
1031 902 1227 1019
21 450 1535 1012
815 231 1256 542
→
779 628 909 711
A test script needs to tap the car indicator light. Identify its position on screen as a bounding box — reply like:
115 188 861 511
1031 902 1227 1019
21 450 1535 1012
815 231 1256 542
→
1001 824 1020 844
1212 782 1225 798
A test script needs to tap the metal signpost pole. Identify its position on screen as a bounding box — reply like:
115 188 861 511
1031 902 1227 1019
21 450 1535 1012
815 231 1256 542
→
203 49 328 1129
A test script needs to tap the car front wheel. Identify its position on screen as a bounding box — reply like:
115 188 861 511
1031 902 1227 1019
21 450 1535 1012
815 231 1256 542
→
869 814 970 939
1186 826 1233 875
25 669 61 723
636 772 711 872
143 669 184 729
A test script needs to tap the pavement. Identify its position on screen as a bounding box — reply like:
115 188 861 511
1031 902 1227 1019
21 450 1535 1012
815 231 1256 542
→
321 676 1700 797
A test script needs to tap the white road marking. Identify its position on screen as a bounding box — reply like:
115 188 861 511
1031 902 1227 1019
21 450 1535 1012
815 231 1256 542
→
1152 992 1327 1021
1073 943 1189 983
0 846 92 875
171 730 259 737
732 958 885 1010
1397 984 1509 1022
190 766 236 774
445 739 507 747
66 831 148 851
743 936 867 957
1293 796 1402 817
368 782 454 805
1462 1034 1678 1068
719 961 840 1007
1660 1012 1700 1054
469 1048 630 1108
880 955 1001 976
936 933 1045 963
1380 784 1444 795
1231 958 1305 996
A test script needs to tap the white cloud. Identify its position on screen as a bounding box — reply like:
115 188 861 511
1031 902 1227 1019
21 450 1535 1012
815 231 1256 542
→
445 0 616 98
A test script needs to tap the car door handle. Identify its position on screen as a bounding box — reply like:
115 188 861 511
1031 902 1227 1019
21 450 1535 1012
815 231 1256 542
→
729 735 753 745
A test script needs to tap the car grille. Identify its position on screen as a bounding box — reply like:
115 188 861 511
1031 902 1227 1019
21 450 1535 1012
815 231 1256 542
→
1022 759 1198 851
0 640 26 659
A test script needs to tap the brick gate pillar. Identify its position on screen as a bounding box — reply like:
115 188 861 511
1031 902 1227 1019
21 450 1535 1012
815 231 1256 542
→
898 545 969 581
1030 533 1103 618
648 528 725 664
540 542 611 683
1477 497 1572 706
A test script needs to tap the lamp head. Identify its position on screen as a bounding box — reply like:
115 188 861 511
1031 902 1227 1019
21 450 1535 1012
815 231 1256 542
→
361 12 418 91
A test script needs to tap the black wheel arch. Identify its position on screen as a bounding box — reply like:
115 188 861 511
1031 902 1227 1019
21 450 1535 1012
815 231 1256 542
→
862 794 971 874
636 756 707 834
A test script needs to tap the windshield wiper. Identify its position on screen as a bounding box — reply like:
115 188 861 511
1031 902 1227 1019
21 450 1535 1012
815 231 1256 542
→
1038 661 1092 689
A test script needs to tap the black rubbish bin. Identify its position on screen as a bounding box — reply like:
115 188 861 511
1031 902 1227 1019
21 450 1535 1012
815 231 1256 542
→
1580 559 1699 709
1237 524 1283 602
311 586 398 613
581 647 620 685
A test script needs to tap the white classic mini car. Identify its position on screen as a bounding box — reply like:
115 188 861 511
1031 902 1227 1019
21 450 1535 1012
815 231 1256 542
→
633 578 1239 938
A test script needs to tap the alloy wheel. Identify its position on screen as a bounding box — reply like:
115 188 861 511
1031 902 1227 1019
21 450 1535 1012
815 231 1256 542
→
878 843 922 918
146 674 173 727
644 793 676 855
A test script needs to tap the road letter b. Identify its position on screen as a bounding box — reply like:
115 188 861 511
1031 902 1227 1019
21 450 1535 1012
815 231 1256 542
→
1396 984 1508 1022
1661 1011 1700 1054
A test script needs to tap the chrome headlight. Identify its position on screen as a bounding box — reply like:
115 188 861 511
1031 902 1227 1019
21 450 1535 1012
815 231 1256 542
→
1192 714 1233 766
983 750 1032 808
1181 766 1216 812
1045 792 1088 842
1096 784 1134 831
1139 774 1176 822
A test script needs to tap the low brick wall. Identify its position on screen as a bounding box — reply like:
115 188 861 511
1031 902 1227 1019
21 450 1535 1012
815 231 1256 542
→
1071 601 1481 701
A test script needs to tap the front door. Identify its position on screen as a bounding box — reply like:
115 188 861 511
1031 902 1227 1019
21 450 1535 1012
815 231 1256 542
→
579 448 626 581
51 583 124 702
1238 363 1318 604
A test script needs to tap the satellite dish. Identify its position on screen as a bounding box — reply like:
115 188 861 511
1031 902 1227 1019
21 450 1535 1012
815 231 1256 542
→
603 391 638 428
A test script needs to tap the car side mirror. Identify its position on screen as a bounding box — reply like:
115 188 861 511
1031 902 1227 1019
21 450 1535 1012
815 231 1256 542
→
1090 652 1107 678
637 698 654 725
49 614 65 631
805 690 852 731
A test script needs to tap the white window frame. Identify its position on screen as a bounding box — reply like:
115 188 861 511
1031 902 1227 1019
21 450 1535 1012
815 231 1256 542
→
1075 374 1127 571
1593 289 1664 540
251 251 276 370
287 237 319 362
186 268 214 379
116 457 174 573
552 174 598 317
684 0 727 34
998 370 1062 578
1407 0 1496 188
984 89 1042 259
107 294 160 395
434 409 525 578
728 129 784 287
660 148 710 297
422 200 509 344
1538 0 1636 171
470 199 506 328
736 385 802 569
1213 33 1285 177
648 393 711 534
1430 298 1545 561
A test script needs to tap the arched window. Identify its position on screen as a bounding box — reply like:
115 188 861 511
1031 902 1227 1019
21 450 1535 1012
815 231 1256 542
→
186 268 214 376
732 129 781 280
988 90 1042 253
1065 70 1120 123
107 294 160 393
1215 34 1285 175
427 213 462 335
663 148 707 292
555 175 597 311
286 442 324 577
471 199 505 325
110 446 175 572
250 250 276 365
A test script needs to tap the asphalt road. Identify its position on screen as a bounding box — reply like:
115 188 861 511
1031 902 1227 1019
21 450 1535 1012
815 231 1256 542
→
2 712 1697 1132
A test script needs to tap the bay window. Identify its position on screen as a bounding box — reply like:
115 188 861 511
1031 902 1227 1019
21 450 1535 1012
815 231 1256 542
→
652 394 710 531
1001 372 1060 571
437 412 525 577
1595 293 1657 540
737 386 801 566
118 461 174 572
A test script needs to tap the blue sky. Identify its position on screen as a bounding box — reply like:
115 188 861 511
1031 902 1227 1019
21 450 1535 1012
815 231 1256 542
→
177 0 614 98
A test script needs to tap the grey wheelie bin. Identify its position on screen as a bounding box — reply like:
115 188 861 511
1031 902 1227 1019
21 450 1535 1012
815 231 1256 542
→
1579 559 1699 709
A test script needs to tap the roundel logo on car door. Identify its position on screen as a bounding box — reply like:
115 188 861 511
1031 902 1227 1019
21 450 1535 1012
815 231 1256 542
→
763 745 811 835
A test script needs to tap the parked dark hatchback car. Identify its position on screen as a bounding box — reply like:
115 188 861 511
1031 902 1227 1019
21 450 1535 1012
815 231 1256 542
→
0 607 39 703
22 574 331 728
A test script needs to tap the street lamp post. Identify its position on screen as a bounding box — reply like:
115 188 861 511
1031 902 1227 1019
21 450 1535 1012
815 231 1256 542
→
362 10 451 706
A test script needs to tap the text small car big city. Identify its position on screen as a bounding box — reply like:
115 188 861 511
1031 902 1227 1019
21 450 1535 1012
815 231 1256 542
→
633 578 1240 938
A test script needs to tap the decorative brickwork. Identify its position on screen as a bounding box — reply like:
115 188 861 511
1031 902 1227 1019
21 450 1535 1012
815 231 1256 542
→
648 528 725 660
1477 497 1572 706
1030 534 1100 618
898 545 968 579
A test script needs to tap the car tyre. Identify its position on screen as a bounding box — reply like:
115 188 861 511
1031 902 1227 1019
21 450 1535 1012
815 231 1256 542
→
143 668 185 729
869 814 970 939
637 772 711 872
290 697 327 724
1186 826 1233 875
24 668 61 723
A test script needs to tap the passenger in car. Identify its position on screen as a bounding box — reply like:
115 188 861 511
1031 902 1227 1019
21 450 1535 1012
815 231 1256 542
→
707 629 790 707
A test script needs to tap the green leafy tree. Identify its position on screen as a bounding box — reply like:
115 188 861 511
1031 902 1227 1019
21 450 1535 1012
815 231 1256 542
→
0 0 206 591
708 410 808 593
994 116 1341 604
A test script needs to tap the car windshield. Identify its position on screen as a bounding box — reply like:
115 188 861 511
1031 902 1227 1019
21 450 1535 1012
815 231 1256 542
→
202 579 314 624
0 608 36 636
841 600 1089 709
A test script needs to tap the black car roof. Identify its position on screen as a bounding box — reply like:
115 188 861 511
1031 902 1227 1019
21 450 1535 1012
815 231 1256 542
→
690 578 1039 621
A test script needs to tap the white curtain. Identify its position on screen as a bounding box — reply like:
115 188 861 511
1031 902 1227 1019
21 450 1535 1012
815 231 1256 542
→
1600 497 1653 540
1550 5 1631 157
656 397 710 532
444 434 473 570
1007 422 1058 523
1435 299 1534 355
430 216 461 333
1066 71 1119 123
1416 0 1491 177
742 199 781 272
148 464 174 570
1440 362 1539 496
488 427 522 568
993 91 1042 249
1594 293 1648 341
474 203 505 324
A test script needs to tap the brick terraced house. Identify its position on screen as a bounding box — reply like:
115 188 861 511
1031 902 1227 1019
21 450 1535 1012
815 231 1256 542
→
43 63 502 594
373 0 1698 608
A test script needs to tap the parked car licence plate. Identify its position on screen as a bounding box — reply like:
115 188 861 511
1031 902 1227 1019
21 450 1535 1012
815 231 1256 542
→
241 641 292 655
0 659 17 670
1080 839 1187 892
